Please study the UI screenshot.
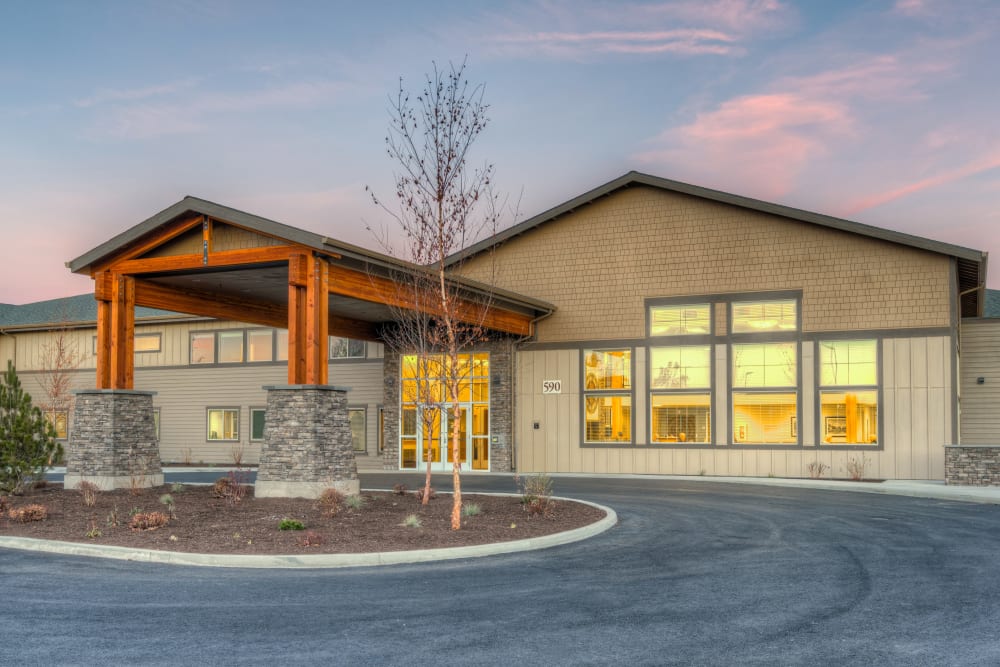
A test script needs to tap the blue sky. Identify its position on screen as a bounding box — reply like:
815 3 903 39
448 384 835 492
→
1 0 998 303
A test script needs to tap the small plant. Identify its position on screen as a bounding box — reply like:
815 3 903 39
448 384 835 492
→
129 511 169 531
127 449 152 496
698 469 707 476
76 480 100 507
392 483 408 495
85 518 101 539
297 530 324 547
806 461 830 479
279 518 306 531
517 473 554 518
181 447 193 466
171 482 185 493
0 495 7 513
224 445 250 505
159 494 176 518
845 455 870 482
317 488 344 517
413 487 436 502
8 504 48 523
212 476 232 498
344 494 365 510
128 506 143 517
106 505 121 528
462 503 481 517
400 514 422 528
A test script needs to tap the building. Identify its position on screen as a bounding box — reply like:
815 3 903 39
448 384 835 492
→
2 171 996 482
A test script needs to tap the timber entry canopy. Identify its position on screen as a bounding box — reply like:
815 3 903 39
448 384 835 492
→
68 196 553 389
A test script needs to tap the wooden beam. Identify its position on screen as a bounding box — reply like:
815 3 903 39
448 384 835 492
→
90 215 204 275
94 290 111 389
132 278 378 340
110 245 297 275
109 274 135 389
327 264 533 336
305 256 329 384
287 255 307 384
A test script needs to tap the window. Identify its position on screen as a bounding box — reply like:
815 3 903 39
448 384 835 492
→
650 346 711 444
330 336 365 359
732 343 797 387
349 408 366 452
819 340 878 445
47 410 69 440
153 408 160 441
250 408 266 441
247 330 274 363
649 303 710 336
218 331 244 363
731 299 797 333
207 408 239 441
135 333 161 353
583 349 632 443
732 343 797 444
190 332 216 364
276 329 289 362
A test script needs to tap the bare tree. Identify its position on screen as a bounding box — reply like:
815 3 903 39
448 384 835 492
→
37 318 83 445
369 59 501 529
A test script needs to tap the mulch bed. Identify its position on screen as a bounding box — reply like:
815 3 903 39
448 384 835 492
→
0 482 605 555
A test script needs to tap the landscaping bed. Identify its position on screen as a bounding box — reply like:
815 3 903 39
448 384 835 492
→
0 482 606 555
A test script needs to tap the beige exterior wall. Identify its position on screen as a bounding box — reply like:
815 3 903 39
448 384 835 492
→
515 336 951 480
461 186 951 341
11 319 386 466
959 319 1000 444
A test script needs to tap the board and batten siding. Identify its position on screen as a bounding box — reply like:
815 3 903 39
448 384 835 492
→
959 319 1000 444
515 336 952 480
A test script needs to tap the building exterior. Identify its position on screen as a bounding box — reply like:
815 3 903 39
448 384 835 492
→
2 172 996 481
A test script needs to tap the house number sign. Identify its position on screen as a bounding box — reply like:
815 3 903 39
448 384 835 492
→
542 380 562 394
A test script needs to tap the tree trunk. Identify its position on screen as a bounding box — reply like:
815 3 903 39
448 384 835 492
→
450 401 462 530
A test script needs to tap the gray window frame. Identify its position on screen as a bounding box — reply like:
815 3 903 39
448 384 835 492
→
206 407 240 442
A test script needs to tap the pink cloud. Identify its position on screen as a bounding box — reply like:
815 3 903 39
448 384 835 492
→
636 93 851 197
842 150 1000 215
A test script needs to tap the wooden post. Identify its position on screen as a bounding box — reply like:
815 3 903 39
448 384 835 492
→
94 272 112 389
305 255 329 385
287 254 308 384
109 274 135 389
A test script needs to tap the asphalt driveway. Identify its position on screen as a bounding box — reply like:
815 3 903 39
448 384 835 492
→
3 474 999 665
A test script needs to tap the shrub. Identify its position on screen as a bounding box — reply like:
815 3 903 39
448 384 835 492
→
462 503 481 517
344 494 365 510
85 519 101 539
0 362 62 494
171 482 185 493
317 488 344 517
845 456 870 482
392 483 408 495
129 511 169 531
212 477 233 498
106 506 120 528
279 518 305 531
400 514 422 528
159 494 176 518
413 487 436 502
8 503 48 523
296 530 324 547
76 481 100 507
806 461 830 479
517 473 554 518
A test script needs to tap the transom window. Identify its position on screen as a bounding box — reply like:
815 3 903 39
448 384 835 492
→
731 299 797 333
649 304 710 336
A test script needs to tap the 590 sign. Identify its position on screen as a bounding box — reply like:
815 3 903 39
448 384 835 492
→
542 380 562 394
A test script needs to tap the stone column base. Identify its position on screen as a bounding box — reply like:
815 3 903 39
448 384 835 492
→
945 444 1000 485
257 385 359 499
66 390 162 491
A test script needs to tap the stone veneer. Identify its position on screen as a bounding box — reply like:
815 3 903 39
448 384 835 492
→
256 385 359 498
945 445 1000 486
65 389 163 491
381 338 516 472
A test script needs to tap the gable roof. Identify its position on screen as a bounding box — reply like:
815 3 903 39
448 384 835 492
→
448 171 988 317
0 294 183 331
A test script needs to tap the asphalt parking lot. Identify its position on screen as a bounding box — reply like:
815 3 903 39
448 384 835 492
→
3 474 999 665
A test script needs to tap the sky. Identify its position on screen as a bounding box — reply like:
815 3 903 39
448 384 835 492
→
1 0 998 304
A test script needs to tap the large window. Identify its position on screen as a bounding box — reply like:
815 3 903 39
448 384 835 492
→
247 330 274 363
583 349 632 443
819 340 878 445
207 408 239 441
731 296 799 445
330 337 366 359
650 346 711 443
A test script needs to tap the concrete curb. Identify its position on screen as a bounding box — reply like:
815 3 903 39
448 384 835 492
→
0 493 617 569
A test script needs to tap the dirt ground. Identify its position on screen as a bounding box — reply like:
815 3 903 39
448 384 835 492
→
0 481 605 555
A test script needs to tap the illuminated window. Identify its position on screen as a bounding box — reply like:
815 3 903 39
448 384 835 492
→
330 337 366 359
733 392 798 444
731 299 797 333
650 345 711 444
218 331 244 363
650 346 710 389
649 304 710 336
275 329 289 362
583 349 632 443
207 408 239 441
732 343 797 388
651 394 710 443
47 410 69 440
819 340 878 445
247 330 274 363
